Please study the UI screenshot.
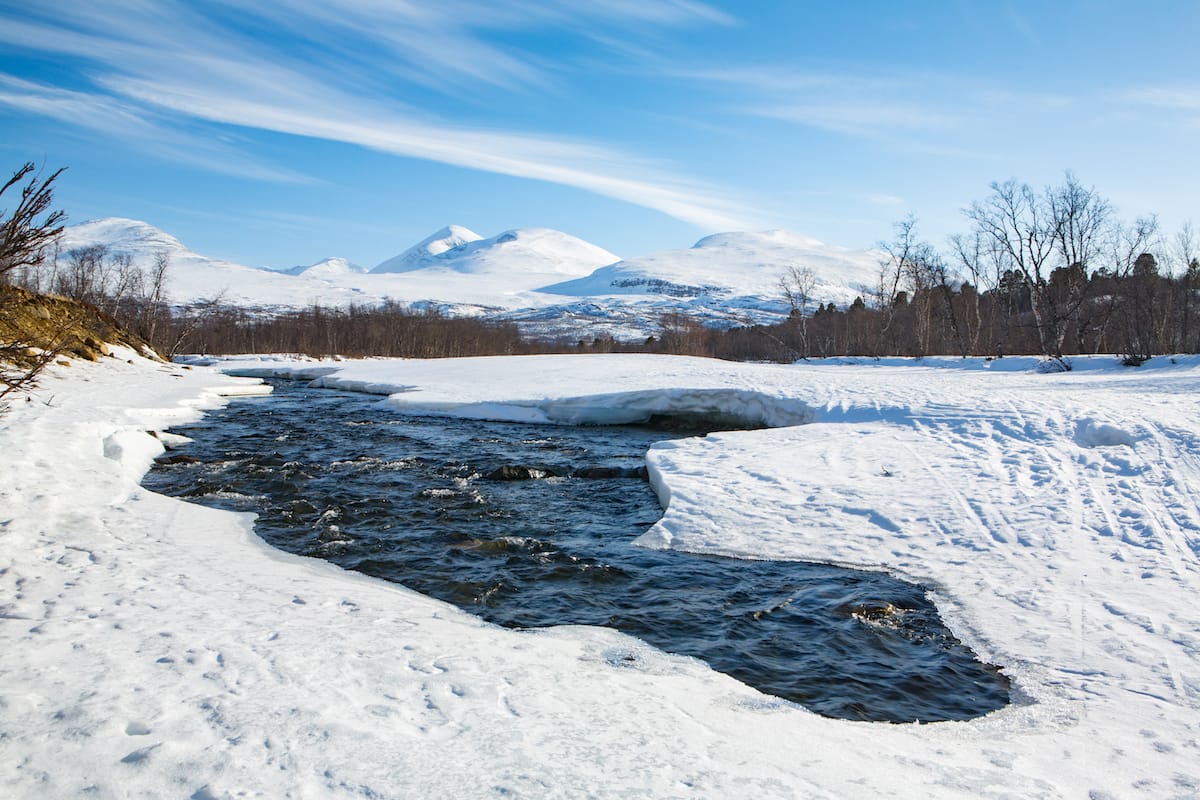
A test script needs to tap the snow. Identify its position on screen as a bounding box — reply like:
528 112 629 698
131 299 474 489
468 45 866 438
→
59 219 624 318
58 219 883 337
370 224 485 273
359 227 623 306
3 350 1199 798
59 217 191 255
540 229 876 306
273 257 368 278
57 218 378 310
398 227 618 279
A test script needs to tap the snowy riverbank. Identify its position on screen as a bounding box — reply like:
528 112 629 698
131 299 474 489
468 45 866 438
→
2 351 1198 798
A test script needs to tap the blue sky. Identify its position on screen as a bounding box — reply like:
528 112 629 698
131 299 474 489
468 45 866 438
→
1 1 1197 269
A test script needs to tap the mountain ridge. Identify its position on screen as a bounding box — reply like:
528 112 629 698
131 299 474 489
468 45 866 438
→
372 224 484 273
56 217 881 339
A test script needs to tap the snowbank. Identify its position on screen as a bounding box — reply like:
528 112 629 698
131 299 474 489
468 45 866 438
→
2 351 1198 798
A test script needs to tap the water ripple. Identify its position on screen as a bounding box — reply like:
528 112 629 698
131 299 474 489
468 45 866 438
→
143 380 1009 722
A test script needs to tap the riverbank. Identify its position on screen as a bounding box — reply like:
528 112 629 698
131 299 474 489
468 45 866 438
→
2 351 1198 798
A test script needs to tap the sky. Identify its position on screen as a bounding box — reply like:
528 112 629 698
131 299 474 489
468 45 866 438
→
1 1 1197 270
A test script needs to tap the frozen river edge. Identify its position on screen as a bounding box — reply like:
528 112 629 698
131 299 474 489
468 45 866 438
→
2 351 1198 798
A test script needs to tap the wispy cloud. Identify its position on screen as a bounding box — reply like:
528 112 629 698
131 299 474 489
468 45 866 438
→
1114 86 1200 130
201 0 550 94
0 75 312 183
0 1 756 230
1121 86 1200 111
665 64 1077 160
102 72 755 231
757 101 960 139
668 66 963 139
1004 4 1043 48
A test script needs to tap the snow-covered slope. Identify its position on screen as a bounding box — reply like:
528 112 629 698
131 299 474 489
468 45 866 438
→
371 224 484 273
3 351 1198 797
58 217 190 256
376 226 618 280
274 257 368 279
361 226 621 307
515 229 882 337
540 229 877 308
58 219 377 310
57 219 882 338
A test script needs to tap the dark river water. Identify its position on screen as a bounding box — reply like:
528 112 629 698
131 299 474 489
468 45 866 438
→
143 379 1009 722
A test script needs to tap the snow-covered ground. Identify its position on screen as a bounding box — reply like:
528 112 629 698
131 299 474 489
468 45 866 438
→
2 351 1198 798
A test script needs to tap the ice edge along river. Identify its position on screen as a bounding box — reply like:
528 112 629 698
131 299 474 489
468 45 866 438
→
1 350 1198 799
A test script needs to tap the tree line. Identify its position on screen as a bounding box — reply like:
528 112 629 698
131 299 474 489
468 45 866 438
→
651 174 1198 367
0 162 545 403
3 162 1198 396
156 301 538 359
13 241 541 360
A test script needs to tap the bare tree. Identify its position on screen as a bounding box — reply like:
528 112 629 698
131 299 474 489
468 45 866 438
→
163 291 227 358
657 311 710 356
779 265 817 357
1048 173 1112 271
1 162 67 404
105 252 144 316
780 265 817 316
140 250 170 345
950 230 1004 354
964 179 1057 360
1106 217 1162 363
961 174 1116 367
1167 222 1199 352
876 216 955 357
56 244 109 305
1 163 67 282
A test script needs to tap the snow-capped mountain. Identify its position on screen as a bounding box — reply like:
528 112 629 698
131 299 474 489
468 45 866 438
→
539 230 877 308
56 218 882 338
516 229 881 338
57 217 190 260
275 257 368 279
57 219 377 310
373 226 619 280
371 225 484 273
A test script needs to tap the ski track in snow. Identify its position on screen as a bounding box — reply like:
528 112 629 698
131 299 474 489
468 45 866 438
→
1 352 1199 798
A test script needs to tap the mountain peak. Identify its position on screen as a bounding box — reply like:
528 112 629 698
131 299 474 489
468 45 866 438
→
371 225 617 278
278 257 367 278
371 224 484 273
693 229 826 251
62 217 188 254
538 227 876 303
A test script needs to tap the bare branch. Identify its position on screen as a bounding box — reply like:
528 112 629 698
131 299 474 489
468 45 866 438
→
0 163 67 281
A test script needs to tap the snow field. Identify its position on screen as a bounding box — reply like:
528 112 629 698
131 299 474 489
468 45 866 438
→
2 352 1198 798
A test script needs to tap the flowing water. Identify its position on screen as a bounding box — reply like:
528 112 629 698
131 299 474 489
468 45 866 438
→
143 380 1010 722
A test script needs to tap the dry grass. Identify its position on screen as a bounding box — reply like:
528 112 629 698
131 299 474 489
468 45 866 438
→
0 285 160 402
0 284 158 363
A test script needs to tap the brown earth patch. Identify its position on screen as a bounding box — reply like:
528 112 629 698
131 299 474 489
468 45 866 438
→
0 284 159 366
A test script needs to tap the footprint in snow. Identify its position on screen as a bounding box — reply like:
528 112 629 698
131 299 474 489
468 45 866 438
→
120 743 160 764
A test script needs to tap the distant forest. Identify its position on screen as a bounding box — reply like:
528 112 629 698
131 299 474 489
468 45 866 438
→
746 173 1200 368
4 163 1200 374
